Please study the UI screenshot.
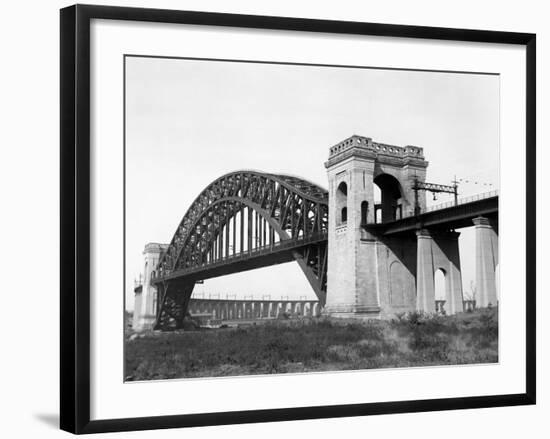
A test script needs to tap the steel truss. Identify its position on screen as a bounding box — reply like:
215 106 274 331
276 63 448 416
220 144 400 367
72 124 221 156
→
152 171 329 330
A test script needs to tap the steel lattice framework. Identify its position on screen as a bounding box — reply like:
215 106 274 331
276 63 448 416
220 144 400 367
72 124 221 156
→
151 171 329 330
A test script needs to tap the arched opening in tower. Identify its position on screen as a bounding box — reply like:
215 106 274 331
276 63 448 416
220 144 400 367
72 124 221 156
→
373 174 403 223
360 201 369 226
434 268 447 314
336 181 348 225
341 207 347 223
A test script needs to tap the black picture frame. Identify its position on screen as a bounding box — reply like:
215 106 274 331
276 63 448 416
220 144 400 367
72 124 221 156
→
60 4 536 434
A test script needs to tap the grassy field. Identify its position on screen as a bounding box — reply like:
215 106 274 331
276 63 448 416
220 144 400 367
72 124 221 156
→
124 307 498 381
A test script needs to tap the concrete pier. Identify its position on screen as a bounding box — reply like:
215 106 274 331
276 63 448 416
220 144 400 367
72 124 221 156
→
473 216 499 307
416 229 463 314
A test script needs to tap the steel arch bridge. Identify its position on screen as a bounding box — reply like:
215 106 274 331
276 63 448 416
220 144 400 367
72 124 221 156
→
151 170 329 330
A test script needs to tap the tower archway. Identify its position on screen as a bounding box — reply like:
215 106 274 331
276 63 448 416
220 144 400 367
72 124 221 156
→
336 181 348 225
373 173 403 223
434 268 447 314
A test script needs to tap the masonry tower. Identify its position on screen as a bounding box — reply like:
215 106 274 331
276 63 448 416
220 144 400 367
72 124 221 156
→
324 135 433 318
132 243 168 331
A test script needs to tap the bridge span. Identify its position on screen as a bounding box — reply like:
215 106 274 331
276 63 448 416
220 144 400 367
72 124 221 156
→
371 191 498 236
132 134 499 331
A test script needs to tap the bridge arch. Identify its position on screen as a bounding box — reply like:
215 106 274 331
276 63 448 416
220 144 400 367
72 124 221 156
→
152 171 329 329
171 196 289 270
157 171 328 273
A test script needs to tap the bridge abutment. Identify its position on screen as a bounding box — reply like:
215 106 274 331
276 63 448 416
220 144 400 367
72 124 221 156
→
133 243 167 331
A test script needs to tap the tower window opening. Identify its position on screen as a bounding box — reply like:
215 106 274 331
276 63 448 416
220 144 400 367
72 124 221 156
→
341 207 347 223
361 201 369 225
336 181 348 225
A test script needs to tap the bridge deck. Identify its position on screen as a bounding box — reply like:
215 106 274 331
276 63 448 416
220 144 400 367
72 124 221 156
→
152 196 498 284
369 195 498 235
152 232 327 284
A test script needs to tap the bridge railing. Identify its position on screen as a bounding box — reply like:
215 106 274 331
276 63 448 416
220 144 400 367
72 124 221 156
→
401 190 499 220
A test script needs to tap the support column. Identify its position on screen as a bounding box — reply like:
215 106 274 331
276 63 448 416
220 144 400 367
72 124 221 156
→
473 216 498 308
416 229 435 313
436 231 463 315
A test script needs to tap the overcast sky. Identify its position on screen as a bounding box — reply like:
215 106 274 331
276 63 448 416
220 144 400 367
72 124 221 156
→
124 56 499 310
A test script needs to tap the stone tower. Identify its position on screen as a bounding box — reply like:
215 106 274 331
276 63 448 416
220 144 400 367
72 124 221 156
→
132 242 168 331
324 135 429 318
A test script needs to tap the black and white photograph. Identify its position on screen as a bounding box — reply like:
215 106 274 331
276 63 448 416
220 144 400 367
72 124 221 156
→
125 56 500 381
0 1 542 437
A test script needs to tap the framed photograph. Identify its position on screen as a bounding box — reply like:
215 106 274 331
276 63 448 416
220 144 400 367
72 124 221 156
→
60 4 536 434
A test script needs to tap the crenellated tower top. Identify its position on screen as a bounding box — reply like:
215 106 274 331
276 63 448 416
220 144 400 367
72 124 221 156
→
325 135 426 168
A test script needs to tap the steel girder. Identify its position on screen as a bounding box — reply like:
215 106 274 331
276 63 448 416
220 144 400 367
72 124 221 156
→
154 282 194 330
